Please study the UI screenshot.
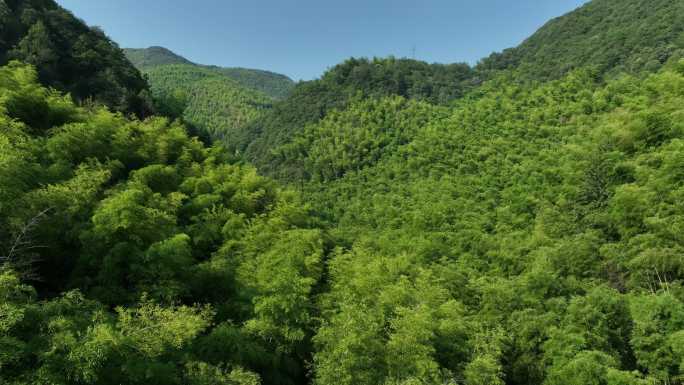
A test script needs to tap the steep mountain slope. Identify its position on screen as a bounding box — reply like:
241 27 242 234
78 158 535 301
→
124 46 295 99
143 64 273 144
478 0 684 79
0 0 151 116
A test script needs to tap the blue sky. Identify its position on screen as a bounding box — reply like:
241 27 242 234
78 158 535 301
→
56 0 588 81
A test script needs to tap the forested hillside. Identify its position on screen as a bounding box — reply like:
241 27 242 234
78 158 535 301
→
4 0 684 384
478 0 684 80
5 57 684 385
0 0 151 116
287 62 684 385
245 0 684 181
125 47 295 99
124 47 295 144
0 61 321 385
143 64 274 144
240 57 475 178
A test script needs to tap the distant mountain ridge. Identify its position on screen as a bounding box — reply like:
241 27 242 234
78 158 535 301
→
122 46 296 145
123 46 295 99
123 46 194 68
142 63 274 145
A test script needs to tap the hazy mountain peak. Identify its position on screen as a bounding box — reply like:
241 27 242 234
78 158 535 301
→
123 46 194 68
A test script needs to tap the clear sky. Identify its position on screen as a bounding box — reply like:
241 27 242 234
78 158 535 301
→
55 0 588 81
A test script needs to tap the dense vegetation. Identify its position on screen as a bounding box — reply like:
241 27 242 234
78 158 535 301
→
6 55 684 385
125 47 295 99
208 67 296 100
0 62 322 385
143 64 274 144
0 0 151 116
240 57 475 178
4 0 684 384
244 0 684 178
124 47 295 144
478 0 684 80
286 62 684 385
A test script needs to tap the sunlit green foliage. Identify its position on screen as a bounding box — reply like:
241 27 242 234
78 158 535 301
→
6 56 684 385
5 0 684 383
285 64 684 384
273 96 448 182
0 62 318 384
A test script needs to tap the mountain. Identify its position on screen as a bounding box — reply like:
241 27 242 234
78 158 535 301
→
0 0 151 116
124 46 295 99
239 57 475 178
298 61 684 385
123 46 194 68
0 61 314 385
124 46 296 144
478 0 684 79
5 0 684 384
238 1 684 383
244 0 684 180
142 63 274 144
